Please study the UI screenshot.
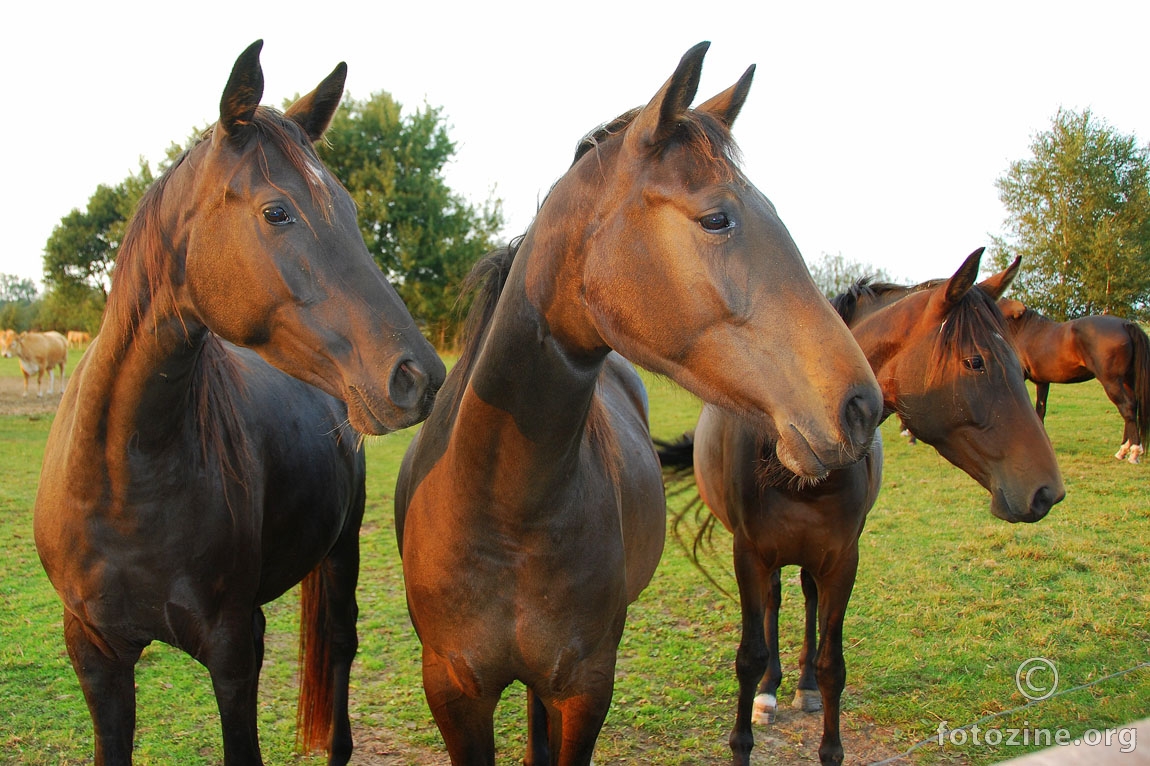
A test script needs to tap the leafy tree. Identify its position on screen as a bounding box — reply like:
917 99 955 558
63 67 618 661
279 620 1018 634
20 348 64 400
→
991 108 1150 320
0 274 39 331
808 252 892 299
316 92 503 345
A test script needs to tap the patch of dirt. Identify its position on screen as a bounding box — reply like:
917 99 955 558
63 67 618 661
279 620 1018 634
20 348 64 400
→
0 373 64 417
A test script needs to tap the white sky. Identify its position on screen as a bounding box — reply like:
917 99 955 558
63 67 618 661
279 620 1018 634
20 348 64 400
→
3 0 1148 290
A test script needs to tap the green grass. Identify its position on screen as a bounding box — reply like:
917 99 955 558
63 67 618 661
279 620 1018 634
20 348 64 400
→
1 362 1147 765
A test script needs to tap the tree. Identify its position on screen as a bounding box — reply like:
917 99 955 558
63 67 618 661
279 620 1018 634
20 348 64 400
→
316 92 503 345
0 274 39 331
807 252 892 299
991 108 1150 320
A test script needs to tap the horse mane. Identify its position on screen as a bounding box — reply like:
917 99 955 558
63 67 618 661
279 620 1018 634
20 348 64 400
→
929 284 1015 386
571 102 743 175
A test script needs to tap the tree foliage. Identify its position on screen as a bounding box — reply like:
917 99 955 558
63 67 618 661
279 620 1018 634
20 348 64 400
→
807 252 892 299
316 92 503 345
991 108 1150 320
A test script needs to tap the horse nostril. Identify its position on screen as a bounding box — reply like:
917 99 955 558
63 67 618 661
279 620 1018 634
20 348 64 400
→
1028 484 1065 521
388 358 428 412
841 385 882 449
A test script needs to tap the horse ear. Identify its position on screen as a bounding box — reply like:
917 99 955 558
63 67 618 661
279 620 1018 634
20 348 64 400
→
696 64 755 128
625 41 709 152
940 247 984 307
977 255 1022 300
285 62 347 142
219 40 265 146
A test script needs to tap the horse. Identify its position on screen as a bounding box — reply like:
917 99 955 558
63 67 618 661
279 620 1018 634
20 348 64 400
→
33 41 444 766
393 42 883 766
998 298 1150 463
657 249 1065 766
2 330 68 396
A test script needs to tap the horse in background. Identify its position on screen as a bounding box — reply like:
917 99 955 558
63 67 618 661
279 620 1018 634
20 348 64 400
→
33 41 443 766
395 42 881 766
658 249 1064 766
2 330 68 396
66 330 92 348
999 298 1150 463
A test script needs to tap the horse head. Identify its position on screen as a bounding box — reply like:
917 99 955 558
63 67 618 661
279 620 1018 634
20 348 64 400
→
529 42 882 480
167 41 444 433
856 249 1065 522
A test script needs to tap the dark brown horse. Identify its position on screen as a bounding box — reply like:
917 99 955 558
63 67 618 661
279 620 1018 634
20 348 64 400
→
998 298 1150 463
658 249 1065 766
394 42 882 766
33 42 444 766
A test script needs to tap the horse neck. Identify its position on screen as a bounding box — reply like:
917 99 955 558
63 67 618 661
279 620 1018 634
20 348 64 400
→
80 224 211 452
454 229 609 492
847 294 931 421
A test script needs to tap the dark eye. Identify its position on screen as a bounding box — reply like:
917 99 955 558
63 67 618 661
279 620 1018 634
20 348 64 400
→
699 212 732 232
263 206 293 225
963 356 986 372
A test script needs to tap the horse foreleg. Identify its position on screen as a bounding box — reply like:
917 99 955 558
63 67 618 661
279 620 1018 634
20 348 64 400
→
793 568 823 714
1034 381 1050 422
729 534 771 766
201 608 265 765
552 672 615 766
421 648 498 766
752 569 784 725
64 610 142 766
813 557 858 766
1100 377 1140 462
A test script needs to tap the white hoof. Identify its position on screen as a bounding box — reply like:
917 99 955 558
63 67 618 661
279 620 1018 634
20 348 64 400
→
792 688 823 713
1128 445 1144 464
752 693 777 725
1115 441 1132 460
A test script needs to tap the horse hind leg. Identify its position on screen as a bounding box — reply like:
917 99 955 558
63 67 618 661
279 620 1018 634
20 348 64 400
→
64 610 143 766
792 568 823 715
752 569 784 725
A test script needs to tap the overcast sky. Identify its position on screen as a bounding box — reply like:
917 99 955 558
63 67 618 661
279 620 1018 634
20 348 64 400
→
4 0 1148 291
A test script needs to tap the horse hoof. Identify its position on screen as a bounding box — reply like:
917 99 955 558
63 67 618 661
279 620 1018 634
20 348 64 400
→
792 688 823 713
1128 446 1143 464
752 693 777 725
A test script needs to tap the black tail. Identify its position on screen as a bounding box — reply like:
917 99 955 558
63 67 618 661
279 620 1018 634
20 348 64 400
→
1125 322 1150 444
653 432 734 599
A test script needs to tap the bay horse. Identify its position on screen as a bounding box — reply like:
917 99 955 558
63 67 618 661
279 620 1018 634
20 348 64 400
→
998 298 1150 463
33 41 444 766
394 42 882 766
658 249 1065 766
2 329 68 396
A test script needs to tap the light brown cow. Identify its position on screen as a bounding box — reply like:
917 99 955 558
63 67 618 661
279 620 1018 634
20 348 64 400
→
3 331 68 397
65 330 91 348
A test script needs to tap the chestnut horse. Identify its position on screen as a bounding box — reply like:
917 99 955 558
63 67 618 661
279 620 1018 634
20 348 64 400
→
394 42 882 766
658 249 1065 766
33 42 444 766
998 298 1150 463
2 329 68 396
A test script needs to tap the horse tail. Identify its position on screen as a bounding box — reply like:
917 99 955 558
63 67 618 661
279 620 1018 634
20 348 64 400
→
653 432 734 599
296 565 334 754
1126 321 1150 443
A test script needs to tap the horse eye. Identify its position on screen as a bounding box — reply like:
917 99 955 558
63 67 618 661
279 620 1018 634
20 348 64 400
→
963 356 986 372
263 206 294 225
699 212 732 232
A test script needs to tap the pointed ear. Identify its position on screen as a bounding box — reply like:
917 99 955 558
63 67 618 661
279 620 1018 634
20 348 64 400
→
696 64 755 128
219 40 265 146
977 255 1021 300
625 41 709 153
285 61 347 142
940 247 983 308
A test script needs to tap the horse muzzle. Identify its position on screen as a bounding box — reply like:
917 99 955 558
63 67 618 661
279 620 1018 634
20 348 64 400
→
989 481 1066 523
346 355 445 434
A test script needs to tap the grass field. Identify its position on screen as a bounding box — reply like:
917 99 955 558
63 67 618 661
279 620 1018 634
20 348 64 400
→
0 348 1147 765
